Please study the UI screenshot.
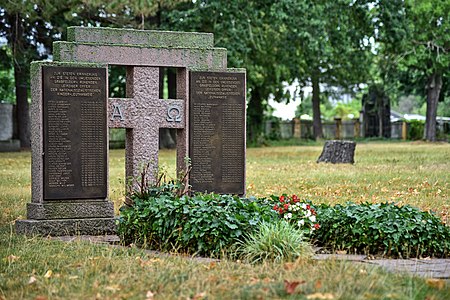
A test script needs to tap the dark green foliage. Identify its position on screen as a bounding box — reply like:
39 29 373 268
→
407 120 425 140
118 184 277 256
313 202 450 258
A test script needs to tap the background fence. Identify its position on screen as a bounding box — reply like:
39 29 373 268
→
264 119 450 141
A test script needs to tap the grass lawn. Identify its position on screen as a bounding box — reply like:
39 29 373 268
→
1 141 449 299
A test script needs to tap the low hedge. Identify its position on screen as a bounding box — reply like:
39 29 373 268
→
117 184 276 256
312 202 450 258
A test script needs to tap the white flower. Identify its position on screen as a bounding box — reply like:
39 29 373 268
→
284 213 292 219
305 210 311 217
301 203 307 210
309 215 316 222
288 205 292 211
298 219 305 226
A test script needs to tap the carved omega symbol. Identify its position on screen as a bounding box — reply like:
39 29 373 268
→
166 105 182 122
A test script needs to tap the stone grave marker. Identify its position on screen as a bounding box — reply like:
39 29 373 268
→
15 27 246 236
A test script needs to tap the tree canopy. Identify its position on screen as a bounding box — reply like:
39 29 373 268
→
0 0 448 144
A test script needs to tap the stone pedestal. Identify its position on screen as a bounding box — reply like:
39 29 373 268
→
15 62 116 236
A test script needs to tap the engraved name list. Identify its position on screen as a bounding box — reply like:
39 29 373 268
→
189 71 245 195
43 66 107 200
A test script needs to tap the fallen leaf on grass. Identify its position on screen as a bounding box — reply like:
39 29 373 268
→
284 262 295 270
34 296 48 300
28 276 37 285
192 292 207 300
136 257 160 267
145 290 155 300
105 285 121 292
306 293 335 299
7 255 20 263
68 275 79 280
425 278 445 290
44 270 52 278
203 262 216 270
284 280 305 295
314 280 322 290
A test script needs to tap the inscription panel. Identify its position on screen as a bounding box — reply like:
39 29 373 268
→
43 66 107 200
189 71 245 194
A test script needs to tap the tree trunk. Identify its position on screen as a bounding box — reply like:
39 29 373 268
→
11 12 30 148
317 140 356 164
424 72 442 142
311 70 323 139
247 88 264 144
14 68 30 148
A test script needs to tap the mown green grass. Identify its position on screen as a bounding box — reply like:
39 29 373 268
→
1 142 449 299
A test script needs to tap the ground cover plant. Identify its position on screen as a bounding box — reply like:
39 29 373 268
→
313 202 450 258
118 181 276 256
1 142 449 299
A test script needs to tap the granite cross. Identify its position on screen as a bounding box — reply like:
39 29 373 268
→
108 66 187 183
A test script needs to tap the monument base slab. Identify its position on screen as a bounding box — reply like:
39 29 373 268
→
27 200 115 219
0 139 21 152
15 217 117 236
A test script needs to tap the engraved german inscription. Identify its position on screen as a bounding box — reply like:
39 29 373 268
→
43 66 107 200
189 71 245 194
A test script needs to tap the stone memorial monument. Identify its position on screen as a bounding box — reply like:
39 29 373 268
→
16 27 246 236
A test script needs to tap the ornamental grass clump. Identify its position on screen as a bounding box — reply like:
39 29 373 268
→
237 220 314 264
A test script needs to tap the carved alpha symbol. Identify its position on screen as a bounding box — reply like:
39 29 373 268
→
166 105 182 122
110 104 124 121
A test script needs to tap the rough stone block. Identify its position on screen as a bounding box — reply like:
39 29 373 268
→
26 201 114 220
53 42 227 69
0 140 20 152
15 218 117 236
67 26 214 48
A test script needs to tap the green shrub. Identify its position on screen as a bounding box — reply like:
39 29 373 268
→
117 183 277 256
237 220 314 263
407 120 424 140
313 202 450 258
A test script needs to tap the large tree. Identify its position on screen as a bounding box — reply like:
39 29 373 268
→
271 0 374 139
164 0 293 143
0 1 185 148
375 0 449 141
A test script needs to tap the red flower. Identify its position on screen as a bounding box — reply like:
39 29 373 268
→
273 205 279 211
311 209 316 215
280 195 286 202
314 223 320 229
306 204 311 210
292 195 299 202
279 209 284 214
284 204 289 210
